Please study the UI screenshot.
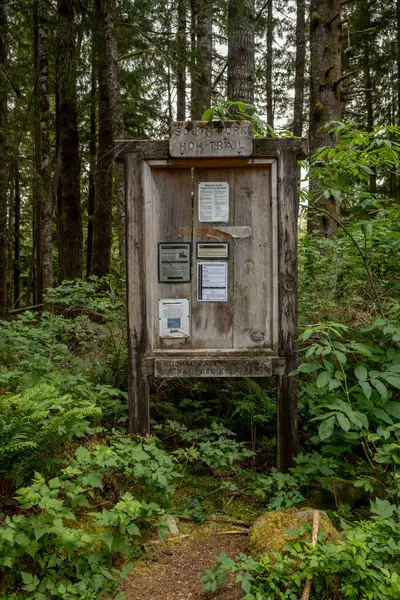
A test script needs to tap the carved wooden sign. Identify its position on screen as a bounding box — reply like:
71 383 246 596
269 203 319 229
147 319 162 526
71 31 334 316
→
154 357 286 378
169 120 253 158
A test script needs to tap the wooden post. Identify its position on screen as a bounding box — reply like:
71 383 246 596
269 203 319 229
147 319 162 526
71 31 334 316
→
124 152 150 435
276 148 299 471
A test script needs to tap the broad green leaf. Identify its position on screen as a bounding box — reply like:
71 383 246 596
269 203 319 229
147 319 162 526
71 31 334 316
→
21 573 33 584
101 529 114 550
354 365 368 382
372 408 393 425
384 403 400 420
370 379 387 399
298 362 321 373
15 533 30 547
323 359 333 371
316 371 331 388
360 381 372 400
319 416 335 441
354 411 369 429
381 374 400 389
352 343 373 357
370 498 396 519
329 379 342 391
336 412 350 432
334 351 347 364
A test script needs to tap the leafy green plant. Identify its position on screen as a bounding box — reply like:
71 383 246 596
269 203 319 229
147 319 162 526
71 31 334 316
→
202 502 400 600
0 435 179 599
202 100 293 138
0 383 100 484
166 421 254 474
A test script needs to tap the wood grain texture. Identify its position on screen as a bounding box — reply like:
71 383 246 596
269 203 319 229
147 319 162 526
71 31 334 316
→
145 167 192 350
276 148 299 471
169 121 253 157
233 166 274 349
125 153 149 435
191 168 235 348
154 357 284 377
116 137 308 161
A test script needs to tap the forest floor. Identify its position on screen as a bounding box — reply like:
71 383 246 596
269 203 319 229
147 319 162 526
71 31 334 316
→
120 520 248 600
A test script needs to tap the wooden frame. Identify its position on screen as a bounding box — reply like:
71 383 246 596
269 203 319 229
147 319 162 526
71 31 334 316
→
119 135 307 471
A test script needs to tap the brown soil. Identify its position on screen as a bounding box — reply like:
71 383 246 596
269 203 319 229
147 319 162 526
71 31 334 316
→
121 522 248 600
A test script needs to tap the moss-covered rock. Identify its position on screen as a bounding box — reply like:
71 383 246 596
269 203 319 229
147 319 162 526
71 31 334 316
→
319 477 369 508
248 507 340 558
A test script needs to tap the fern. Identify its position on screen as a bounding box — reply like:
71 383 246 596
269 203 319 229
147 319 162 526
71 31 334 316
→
0 383 101 483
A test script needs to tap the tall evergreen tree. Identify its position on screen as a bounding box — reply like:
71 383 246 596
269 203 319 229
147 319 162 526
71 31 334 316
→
227 0 255 103
309 0 342 236
0 0 8 314
293 0 306 136
266 0 274 127
176 0 187 120
38 0 52 295
56 0 82 280
92 0 123 277
191 0 212 119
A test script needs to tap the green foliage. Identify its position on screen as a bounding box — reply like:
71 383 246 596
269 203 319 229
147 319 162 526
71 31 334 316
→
166 421 254 473
0 435 179 599
202 101 293 138
0 384 100 484
294 320 400 468
202 505 400 599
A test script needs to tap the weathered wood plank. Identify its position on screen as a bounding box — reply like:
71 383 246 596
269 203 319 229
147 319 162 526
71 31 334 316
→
276 148 299 472
116 137 309 161
146 167 193 350
124 153 150 435
169 121 253 157
233 165 275 349
191 168 235 348
153 357 286 377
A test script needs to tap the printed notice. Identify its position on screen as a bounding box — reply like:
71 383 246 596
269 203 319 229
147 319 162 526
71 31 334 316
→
197 262 228 302
158 242 191 283
159 299 190 338
198 182 229 222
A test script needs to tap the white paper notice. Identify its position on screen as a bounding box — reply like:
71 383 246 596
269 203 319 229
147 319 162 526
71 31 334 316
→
198 182 229 222
159 299 190 337
197 262 228 302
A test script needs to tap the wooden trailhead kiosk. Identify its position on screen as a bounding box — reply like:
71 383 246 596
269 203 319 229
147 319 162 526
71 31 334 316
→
118 121 307 471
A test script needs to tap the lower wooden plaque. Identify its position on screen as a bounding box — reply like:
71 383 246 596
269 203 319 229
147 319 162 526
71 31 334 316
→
154 357 285 378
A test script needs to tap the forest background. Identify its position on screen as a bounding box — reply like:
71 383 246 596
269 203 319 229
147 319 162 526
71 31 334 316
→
0 0 400 599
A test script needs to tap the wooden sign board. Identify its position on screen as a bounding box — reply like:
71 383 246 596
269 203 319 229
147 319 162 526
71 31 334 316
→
118 129 308 471
169 121 253 157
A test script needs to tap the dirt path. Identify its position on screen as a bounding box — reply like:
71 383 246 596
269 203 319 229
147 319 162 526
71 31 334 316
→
121 522 248 600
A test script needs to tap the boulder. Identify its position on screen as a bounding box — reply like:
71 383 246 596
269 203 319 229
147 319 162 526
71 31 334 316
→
249 507 340 558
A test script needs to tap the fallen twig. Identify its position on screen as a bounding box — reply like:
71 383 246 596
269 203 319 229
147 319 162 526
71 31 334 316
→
301 510 320 600
216 530 249 536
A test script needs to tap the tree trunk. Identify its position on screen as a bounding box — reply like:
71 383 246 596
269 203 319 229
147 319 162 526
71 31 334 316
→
86 28 96 278
227 0 255 103
176 0 186 120
266 0 273 128
56 0 82 281
92 0 123 277
308 0 341 236
13 155 20 309
397 0 400 121
0 0 8 315
33 0 42 303
191 0 212 119
293 0 306 137
38 0 53 295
